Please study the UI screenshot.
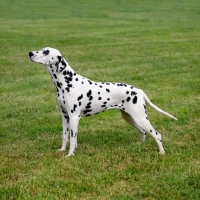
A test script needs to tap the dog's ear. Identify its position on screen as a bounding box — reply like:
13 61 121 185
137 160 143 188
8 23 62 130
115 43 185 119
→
57 55 62 63
56 56 66 73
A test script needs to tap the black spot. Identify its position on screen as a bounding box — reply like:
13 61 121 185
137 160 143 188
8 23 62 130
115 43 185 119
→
133 96 137 104
64 115 69 123
126 91 129 94
65 79 70 84
156 132 158 135
106 83 110 85
117 83 121 86
146 117 149 120
98 92 100 94
122 100 125 103
131 91 137 96
89 96 93 101
107 98 110 101
106 88 110 93
77 94 83 101
126 97 131 102
63 70 67 75
79 102 81 106
73 104 77 112
150 130 152 132
71 130 73 137
82 81 84 84
43 50 49 56
87 90 92 97
143 105 146 110
67 71 73 77
99 85 102 88
98 97 102 100
101 104 106 107
57 82 61 88
75 78 79 81
53 74 57 79
83 109 92 115
57 55 62 63
103 101 107 104
60 106 66 113
88 80 93 85
117 83 123 87
67 84 73 88
86 102 92 109
65 77 72 82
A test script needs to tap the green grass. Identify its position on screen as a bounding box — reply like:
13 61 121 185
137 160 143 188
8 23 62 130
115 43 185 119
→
0 0 200 199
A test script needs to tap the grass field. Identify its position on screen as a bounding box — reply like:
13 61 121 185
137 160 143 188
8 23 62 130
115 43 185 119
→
0 0 200 199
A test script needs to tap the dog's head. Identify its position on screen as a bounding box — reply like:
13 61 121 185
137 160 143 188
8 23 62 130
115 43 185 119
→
29 47 66 72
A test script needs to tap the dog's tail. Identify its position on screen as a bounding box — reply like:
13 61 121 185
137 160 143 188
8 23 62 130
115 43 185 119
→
143 92 177 120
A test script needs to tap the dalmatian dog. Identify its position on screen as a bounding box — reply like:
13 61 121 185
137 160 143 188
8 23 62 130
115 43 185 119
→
29 47 177 157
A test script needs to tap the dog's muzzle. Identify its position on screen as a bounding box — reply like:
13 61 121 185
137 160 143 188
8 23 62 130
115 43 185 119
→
29 52 34 62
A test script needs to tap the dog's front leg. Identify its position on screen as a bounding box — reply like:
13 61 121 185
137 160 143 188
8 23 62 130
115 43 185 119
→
58 113 69 151
66 116 80 157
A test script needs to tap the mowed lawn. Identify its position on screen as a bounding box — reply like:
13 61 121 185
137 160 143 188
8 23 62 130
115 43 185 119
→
0 0 200 199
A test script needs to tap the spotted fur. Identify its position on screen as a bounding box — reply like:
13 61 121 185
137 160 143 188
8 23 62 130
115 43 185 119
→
29 47 177 157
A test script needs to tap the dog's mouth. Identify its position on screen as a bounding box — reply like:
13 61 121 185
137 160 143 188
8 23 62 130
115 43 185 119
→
29 56 34 62
29 56 43 64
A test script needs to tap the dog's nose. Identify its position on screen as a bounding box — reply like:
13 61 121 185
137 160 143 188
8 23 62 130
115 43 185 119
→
29 52 34 57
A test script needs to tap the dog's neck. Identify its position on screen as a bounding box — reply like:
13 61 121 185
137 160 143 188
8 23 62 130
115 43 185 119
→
47 57 74 75
46 58 77 94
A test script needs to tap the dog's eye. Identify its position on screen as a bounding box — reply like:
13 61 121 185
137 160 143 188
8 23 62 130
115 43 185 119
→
43 50 50 56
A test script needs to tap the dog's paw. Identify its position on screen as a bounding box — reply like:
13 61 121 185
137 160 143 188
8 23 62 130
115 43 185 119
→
159 151 165 155
57 148 66 152
65 153 74 158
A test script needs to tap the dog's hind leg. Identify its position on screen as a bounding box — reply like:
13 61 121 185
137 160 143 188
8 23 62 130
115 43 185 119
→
122 105 165 154
134 118 165 154
120 110 146 142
